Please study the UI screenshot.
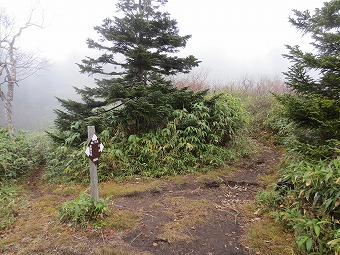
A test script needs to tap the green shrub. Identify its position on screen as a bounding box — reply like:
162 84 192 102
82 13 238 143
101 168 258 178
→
284 158 340 219
271 157 340 255
264 101 297 146
256 190 284 213
218 76 288 142
263 95 340 160
0 129 31 180
277 94 340 159
259 110 340 254
44 143 89 182
0 183 21 230
59 193 109 228
0 128 50 181
46 93 251 181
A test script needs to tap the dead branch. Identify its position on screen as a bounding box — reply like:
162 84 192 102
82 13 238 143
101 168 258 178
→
0 7 48 130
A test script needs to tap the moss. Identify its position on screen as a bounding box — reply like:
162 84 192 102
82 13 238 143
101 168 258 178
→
196 166 237 183
103 209 140 230
99 180 162 198
51 183 85 196
97 246 151 255
31 194 61 214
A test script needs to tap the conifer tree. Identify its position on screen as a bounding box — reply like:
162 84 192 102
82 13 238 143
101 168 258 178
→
54 0 203 139
79 0 199 81
280 0 340 147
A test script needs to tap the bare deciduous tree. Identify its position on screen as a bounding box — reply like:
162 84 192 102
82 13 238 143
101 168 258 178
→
0 8 48 132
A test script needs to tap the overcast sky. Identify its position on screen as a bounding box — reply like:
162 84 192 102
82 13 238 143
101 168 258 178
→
2 0 326 79
0 0 327 129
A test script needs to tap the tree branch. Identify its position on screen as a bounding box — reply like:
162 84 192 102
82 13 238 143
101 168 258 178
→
0 7 48 130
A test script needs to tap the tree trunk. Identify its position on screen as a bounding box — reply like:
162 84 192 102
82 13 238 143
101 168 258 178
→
4 46 16 132
4 100 14 132
0 75 15 132
4 83 14 132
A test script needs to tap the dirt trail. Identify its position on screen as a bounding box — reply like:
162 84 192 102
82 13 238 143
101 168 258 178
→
118 146 281 255
0 145 282 255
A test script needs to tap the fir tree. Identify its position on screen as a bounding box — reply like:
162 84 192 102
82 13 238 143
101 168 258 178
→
78 0 199 81
280 0 340 148
53 0 204 141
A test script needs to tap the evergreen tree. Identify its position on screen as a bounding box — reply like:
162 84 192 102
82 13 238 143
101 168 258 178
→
53 0 203 141
280 0 340 148
79 0 199 81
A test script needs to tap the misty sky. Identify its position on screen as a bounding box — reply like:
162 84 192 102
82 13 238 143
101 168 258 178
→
0 0 326 130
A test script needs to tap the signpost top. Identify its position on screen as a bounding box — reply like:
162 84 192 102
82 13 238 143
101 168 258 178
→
85 133 104 165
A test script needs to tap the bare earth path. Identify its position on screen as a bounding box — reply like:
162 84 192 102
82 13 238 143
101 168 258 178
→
0 145 281 255
120 146 281 255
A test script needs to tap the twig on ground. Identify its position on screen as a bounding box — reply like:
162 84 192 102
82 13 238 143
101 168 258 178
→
131 232 143 243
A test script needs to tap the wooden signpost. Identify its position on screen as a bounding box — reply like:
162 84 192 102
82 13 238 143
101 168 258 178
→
84 126 104 201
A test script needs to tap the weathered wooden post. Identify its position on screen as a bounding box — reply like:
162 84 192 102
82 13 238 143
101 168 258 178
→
85 126 104 201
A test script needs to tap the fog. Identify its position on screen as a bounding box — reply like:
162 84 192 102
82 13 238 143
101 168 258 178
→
1 52 288 131
0 0 325 130
0 54 93 130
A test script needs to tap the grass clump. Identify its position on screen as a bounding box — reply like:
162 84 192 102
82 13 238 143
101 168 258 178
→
99 179 162 198
59 192 110 228
96 248 134 255
0 183 22 230
255 190 284 213
244 214 297 255
103 210 140 230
